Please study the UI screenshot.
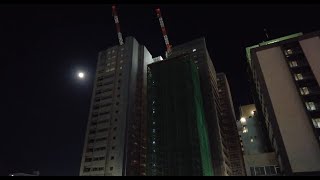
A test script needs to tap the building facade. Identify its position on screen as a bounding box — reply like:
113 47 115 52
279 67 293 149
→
237 104 280 176
79 36 153 176
146 37 244 176
146 56 213 176
217 73 246 176
246 31 320 175
167 38 230 176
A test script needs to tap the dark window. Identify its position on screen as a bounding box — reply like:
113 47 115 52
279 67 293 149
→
110 167 113 171
84 167 90 172
98 128 108 133
114 118 118 122
113 136 116 140
85 158 92 162
111 156 114 160
112 146 115 150
250 167 255 176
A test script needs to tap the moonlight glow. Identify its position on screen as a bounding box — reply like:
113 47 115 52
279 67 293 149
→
78 72 85 79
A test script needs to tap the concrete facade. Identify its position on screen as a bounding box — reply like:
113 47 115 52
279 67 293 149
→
79 37 153 176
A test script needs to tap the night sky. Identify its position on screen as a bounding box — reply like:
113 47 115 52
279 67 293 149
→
1 4 320 176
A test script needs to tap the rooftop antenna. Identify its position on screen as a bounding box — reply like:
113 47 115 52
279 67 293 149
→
155 8 172 58
264 28 270 40
112 5 124 45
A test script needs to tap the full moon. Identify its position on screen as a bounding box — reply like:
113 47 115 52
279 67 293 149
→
78 72 85 79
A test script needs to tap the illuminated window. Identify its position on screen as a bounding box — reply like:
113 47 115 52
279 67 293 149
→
240 117 246 124
312 118 320 128
243 126 248 133
294 73 303 81
193 49 197 52
152 129 156 133
250 138 254 143
152 141 156 144
289 61 298 67
285 49 293 56
300 87 309 95
306 102 316 111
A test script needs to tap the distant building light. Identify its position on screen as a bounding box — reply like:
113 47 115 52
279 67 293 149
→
193 49 197 52
251 111 255 115
11 175 14 176
240 117 246 124
243 126 248 133
250 138 254 142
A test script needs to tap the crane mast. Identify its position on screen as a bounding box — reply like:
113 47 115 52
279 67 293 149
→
112 5 124 46
155 8 172 58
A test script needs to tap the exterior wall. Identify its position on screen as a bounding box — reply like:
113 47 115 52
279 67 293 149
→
256 47 320 173
146 57 213 176
168 38 229 176
238 104 279 176
80 37 153 176
244 152 279 176
300 37 320 89
217 73 246 176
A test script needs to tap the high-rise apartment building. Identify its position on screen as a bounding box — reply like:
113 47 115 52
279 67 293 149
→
79 36 153 176
237 104 280 176
146 37 244 176
217 73 246 176
146 56 214 176
246 31 320 175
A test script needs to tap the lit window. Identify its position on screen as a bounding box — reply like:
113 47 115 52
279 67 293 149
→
152 122 155 125
250 138 254 143
193 49 197 52
285 49 293 56
243 126 248 133
152 141 156 144
312 118 320 128
153 110 155 114
300 87 309 95
294 73 303 81
289 61 298 67
119 66 122 70
306 102 316 111
152 129 156 133
240 117 246 124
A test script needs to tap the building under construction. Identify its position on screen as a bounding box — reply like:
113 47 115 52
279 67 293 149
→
146 35 245 175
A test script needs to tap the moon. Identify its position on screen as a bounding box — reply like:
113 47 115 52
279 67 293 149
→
78 72 85 79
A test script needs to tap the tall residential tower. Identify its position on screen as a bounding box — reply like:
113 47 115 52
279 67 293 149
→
79 37 153 176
